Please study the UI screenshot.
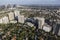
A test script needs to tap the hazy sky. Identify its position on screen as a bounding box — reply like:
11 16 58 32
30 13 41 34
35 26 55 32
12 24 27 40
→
0 0 60 5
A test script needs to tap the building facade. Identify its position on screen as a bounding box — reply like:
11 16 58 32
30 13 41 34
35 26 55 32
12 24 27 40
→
18 15 25 23
2 16 9 24
35 17 45 29
8 12 14 21
14 10 20 21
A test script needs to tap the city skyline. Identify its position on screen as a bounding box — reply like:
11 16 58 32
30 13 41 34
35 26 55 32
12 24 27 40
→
0 0 60 5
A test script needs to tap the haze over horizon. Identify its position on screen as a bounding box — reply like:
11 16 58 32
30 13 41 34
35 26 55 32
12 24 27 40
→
0 0 60 6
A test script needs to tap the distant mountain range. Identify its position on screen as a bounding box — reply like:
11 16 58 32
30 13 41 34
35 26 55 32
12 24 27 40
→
20 4 60 9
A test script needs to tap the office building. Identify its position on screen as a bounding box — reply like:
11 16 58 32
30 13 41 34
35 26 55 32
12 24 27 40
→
2 16 9 24
14 10 20 21
18 15 25 23
14 10 20 17
35 17 45 29
8 12 14 21
53 24 60 36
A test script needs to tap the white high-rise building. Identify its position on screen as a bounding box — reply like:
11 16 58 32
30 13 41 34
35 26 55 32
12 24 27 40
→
35 17 45 29
14 10 20 17
2 16 9 24
14 10 20 21
38 20 42 29
8 12 14 20
18 15 25 23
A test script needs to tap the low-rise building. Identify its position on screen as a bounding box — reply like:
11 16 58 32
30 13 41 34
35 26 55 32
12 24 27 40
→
10 20 17 23
26 22 34 27
57 9 60 13
43 23 52 32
